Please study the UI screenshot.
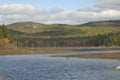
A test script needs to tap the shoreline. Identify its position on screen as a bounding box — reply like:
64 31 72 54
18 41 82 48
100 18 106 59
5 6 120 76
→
55 53 120 59
0 47 120 56
0 47 84 55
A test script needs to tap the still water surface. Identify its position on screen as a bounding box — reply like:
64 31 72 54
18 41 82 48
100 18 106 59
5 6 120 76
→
0 54 120 80
64 49 120 54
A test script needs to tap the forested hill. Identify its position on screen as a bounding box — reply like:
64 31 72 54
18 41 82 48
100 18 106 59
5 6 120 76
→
0 25 13 47
80 20 120 27
6 20 120 38
5 20 120 47
7 22 69 33
7 20 120 34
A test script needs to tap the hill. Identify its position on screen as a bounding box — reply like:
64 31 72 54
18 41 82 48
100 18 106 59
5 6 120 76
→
5 20 120 47
7 22 69 33
7 20 120 39
80 20 120 27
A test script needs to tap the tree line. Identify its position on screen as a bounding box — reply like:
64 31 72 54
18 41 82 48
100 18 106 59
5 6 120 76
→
0 24 13 47
88 32 120 47
14 32 120 48
14 37 87 48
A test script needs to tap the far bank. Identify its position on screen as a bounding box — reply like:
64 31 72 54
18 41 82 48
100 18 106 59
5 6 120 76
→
0 47 120 55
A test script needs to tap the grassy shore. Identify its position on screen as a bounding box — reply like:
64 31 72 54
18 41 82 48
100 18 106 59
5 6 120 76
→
55 53 120 59
0 47 80 55
0 47 120 58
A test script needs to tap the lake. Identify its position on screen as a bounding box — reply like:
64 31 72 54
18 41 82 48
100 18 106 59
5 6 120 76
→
0 53 120 80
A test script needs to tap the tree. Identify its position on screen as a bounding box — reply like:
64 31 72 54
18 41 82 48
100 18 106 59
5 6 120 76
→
0 29 3 38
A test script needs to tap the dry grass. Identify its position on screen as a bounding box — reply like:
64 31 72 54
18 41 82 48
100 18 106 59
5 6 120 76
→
0 47 120 59
0 47 79 55
56 53 120 59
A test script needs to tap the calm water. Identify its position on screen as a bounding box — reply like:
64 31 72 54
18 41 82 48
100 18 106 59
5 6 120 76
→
0 54 120 80
64 49 120 55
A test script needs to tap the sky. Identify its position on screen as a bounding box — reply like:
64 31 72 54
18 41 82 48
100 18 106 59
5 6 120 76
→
0 0 120 24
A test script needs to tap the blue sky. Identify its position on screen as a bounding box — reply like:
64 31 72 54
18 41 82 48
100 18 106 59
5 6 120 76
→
0 0 96 10
0 0 120 24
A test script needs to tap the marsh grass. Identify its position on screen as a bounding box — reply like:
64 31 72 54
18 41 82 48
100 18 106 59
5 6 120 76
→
56 53 120 59
0 47 120 57
0 47 80 55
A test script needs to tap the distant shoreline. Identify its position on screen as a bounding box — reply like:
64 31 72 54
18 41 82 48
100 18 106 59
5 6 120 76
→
53 47 120 59
0 47 81 55
0 47 120 56
55 53 120 59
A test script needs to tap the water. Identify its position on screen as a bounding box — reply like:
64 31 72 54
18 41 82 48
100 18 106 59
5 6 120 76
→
63 49 120 55
0 54 120 80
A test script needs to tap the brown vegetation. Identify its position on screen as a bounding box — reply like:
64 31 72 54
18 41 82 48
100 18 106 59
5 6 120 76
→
56 53 120 59
0 47 79 55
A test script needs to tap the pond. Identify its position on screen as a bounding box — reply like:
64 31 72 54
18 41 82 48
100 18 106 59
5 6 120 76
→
0 54 120 80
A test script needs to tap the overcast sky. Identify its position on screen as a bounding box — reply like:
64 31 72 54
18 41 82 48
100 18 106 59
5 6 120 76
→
0 0 120 24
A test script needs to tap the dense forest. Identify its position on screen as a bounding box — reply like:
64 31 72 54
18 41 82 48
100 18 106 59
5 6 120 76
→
89 32 120 47
0 20 120 48
14 32 120 48
0 25 13 47
15 37 88 47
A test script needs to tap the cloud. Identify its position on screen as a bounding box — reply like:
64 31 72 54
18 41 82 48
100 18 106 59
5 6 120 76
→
39 9 120 24
0 4 45 15
0 4 120 24
50 8 64 13
95 0 120 10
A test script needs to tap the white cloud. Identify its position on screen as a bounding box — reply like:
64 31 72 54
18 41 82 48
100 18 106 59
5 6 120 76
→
0 4 120 24
0 4 45 15
96 0 120 10
46 9 120 24
51 8 64 13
